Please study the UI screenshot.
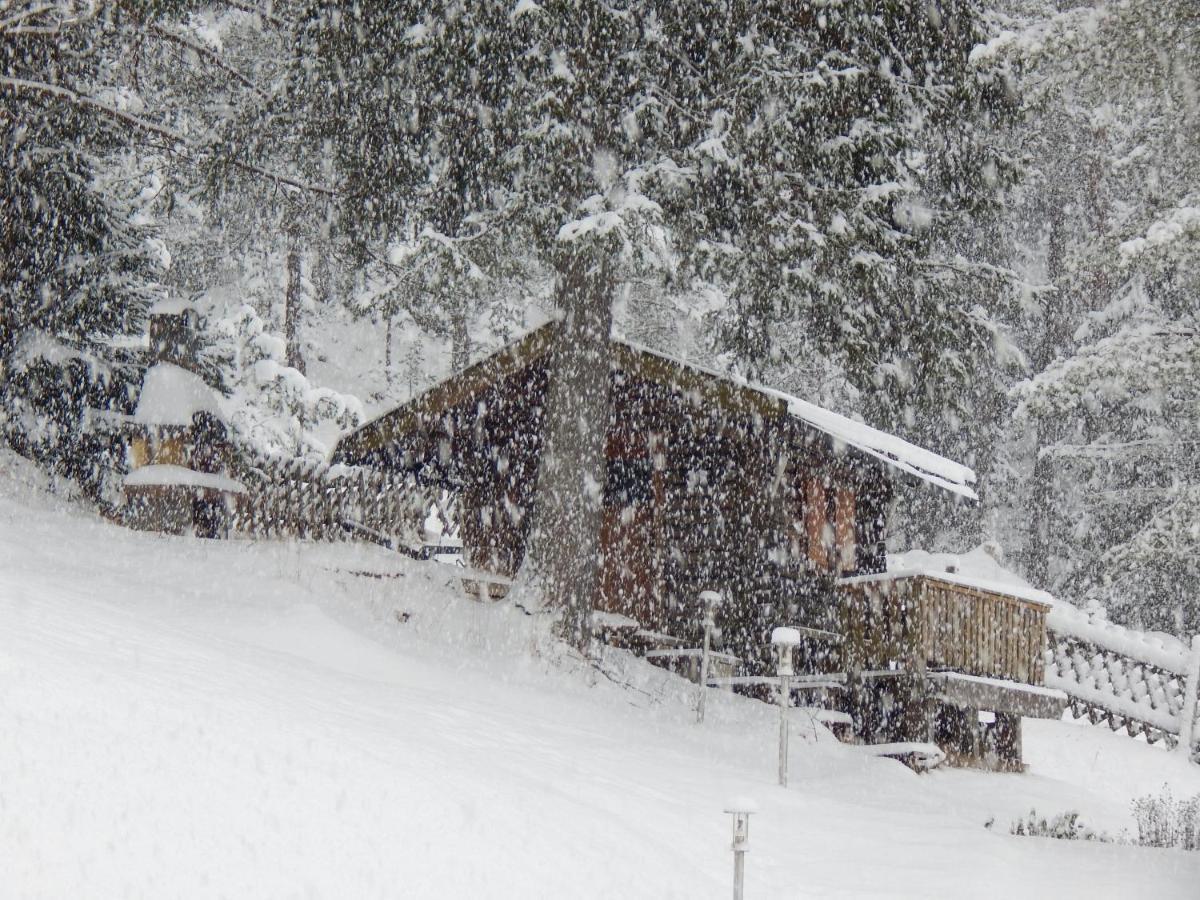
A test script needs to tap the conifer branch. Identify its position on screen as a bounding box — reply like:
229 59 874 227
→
148 23 267 99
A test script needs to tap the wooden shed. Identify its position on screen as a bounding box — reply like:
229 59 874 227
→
330 322 975 671
122 305 243 536
838 568 1065 770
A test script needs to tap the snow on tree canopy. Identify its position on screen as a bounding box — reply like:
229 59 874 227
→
134 363 222 428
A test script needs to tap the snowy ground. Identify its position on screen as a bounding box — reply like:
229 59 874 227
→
3 455 1199 898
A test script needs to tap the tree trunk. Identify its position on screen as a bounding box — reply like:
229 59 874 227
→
451 300 471 374
523 249 615 651
284 244 306 375
1026 199 1068 586
384 314 394 388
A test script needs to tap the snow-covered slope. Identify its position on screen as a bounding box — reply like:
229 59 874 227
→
2 454 1199 898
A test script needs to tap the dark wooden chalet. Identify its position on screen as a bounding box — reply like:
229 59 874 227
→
331 322 1065 768
331 323 973 662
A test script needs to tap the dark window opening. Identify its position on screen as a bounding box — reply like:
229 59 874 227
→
605 459 652 507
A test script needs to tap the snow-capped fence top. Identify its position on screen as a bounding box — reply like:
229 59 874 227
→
1047 602 1190 674
227 445 459 550
1044 602 1200 758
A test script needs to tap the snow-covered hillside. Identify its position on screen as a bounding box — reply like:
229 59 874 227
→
2 454 1198 899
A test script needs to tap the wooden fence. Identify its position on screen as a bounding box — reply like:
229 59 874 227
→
1044 605 1200 759
227 445 460 550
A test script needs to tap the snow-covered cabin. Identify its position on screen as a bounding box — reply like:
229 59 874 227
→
123 305 243 536
331 323 974 648
332 322 1063 770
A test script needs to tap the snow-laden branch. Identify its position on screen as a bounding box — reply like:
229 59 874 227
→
220 0 293 29
148 23 267 99
0 76 342 197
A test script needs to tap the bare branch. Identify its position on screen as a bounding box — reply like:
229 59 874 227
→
0 3 60 33
230 159 344 197
1 76 344 197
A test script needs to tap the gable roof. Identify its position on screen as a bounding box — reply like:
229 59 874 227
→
331 323 977 499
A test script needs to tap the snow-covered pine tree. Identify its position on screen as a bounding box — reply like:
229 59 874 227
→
298 0 1019 648
0 2 179 502
988 0 1200 632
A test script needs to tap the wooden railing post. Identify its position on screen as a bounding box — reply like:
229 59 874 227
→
1178 635 1200 758
697 590 721 724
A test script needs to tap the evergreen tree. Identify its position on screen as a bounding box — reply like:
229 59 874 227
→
0 2 176 500
988 0 1200 632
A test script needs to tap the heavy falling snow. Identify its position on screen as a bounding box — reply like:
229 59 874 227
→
2 1 1199 898
4 457 1200 898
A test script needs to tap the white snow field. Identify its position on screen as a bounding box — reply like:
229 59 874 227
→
3 455 1199 899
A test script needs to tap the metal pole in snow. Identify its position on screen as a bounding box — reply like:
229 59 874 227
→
771 627 801 788
724 808 752 900
1178 635 1200 759
697 590 721 723
779 670 791 787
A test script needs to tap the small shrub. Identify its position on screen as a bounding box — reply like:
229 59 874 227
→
1132 788 1200 851
1010 809 1104 842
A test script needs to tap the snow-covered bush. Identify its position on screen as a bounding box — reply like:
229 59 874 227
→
210 304 364 459
1009 809 1105 843
1132 789 1200 851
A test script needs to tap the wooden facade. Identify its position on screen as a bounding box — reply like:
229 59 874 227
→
838 574 1061 769
332 324 894 671
332 324 1065 769
839 574 1049 684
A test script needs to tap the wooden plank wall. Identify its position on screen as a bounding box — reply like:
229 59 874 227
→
920 580 1047 683
840 578 1048 684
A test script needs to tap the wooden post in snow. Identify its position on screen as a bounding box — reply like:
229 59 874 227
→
697 590 721 724
1178 635 1200 758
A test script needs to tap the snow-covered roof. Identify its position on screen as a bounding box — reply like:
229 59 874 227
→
149 299 197 316
125 464 244 493
840 545 1053 607
625 340 977 499
334 322 977 499
135 363 221 427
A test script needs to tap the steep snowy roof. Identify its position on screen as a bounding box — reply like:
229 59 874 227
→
625 341 977 499
134 363 221 427
334 322 977 499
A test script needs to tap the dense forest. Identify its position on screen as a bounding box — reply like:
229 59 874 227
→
1 0 1196 634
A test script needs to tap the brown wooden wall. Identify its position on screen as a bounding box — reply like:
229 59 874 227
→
362 354 891 671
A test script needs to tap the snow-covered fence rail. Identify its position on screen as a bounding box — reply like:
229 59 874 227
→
227 446 459 548
1044 604 1200 759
